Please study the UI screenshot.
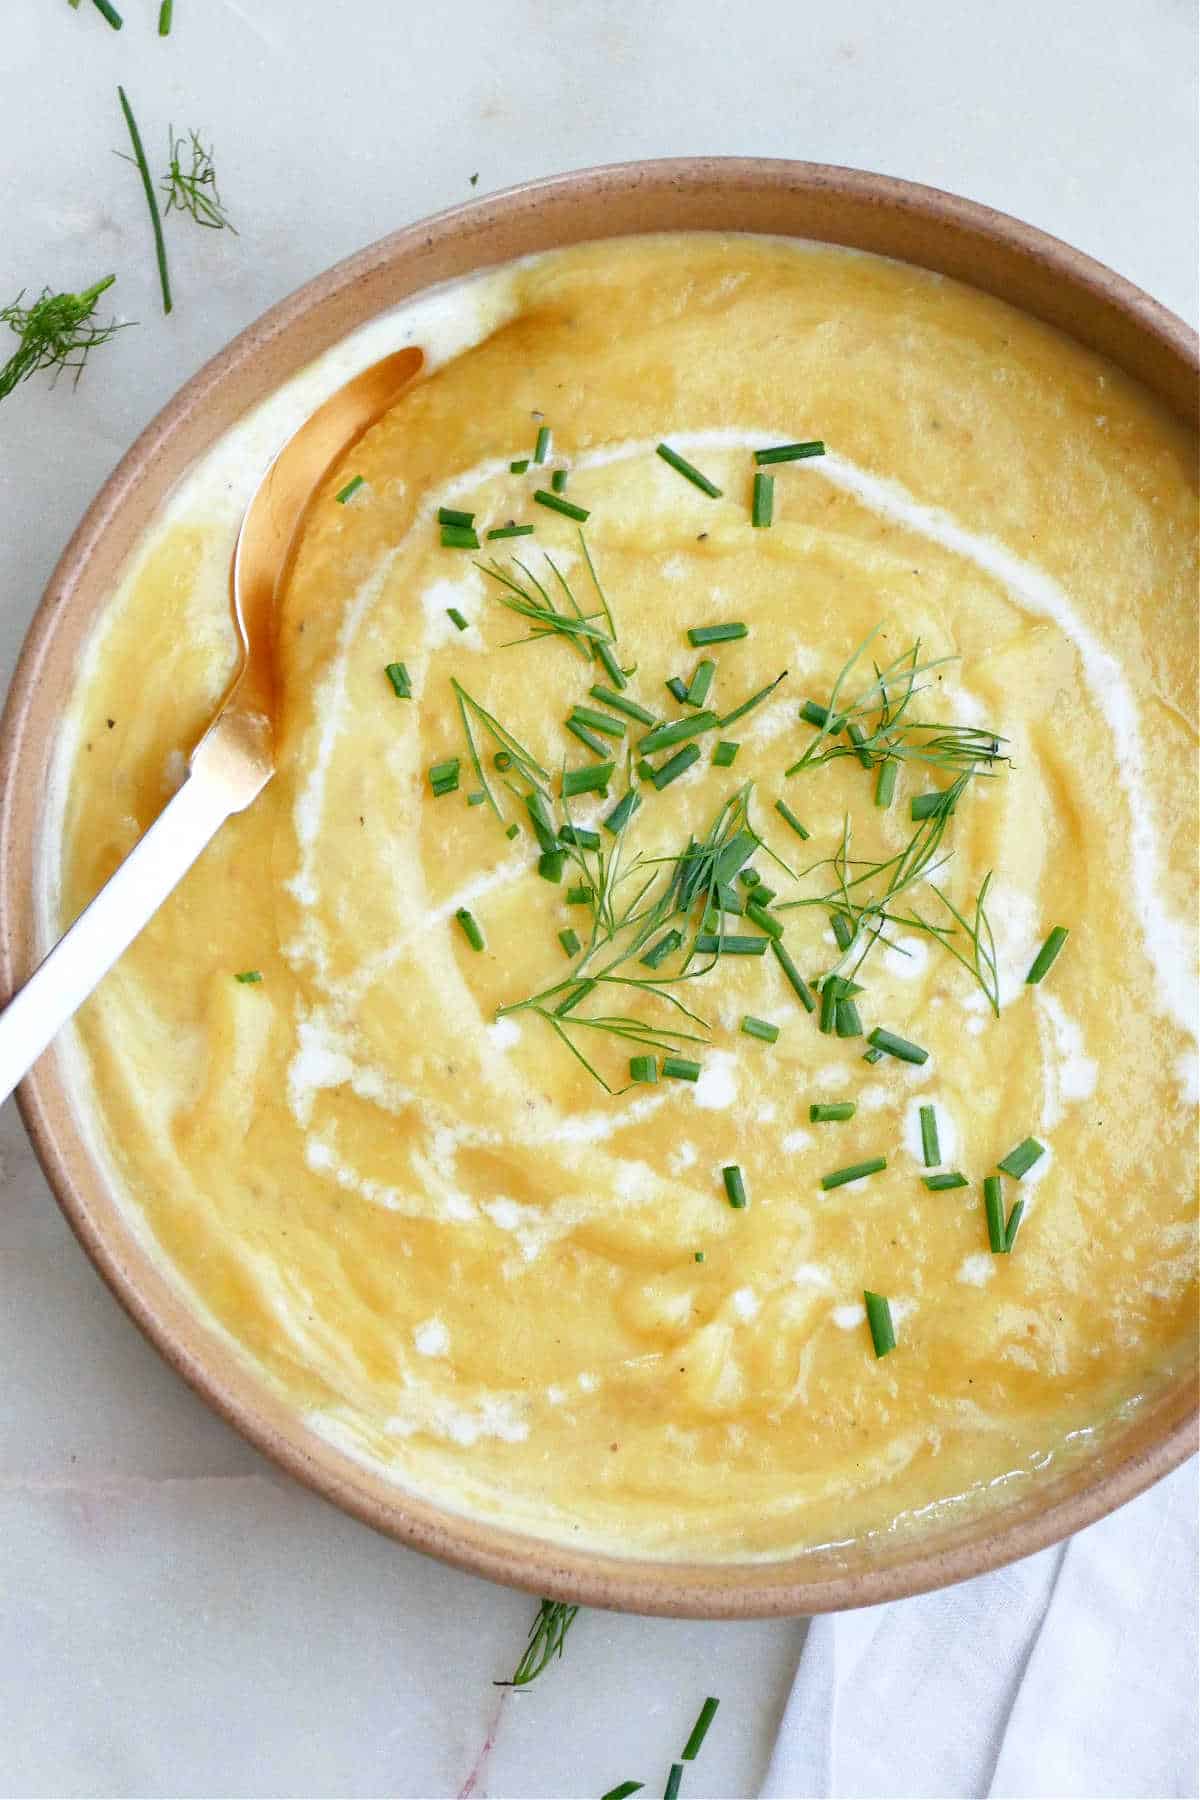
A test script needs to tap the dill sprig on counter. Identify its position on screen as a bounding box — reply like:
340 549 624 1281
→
495 1599 579 1688
0 276 126 401
161 128 237 233
116 86 172 315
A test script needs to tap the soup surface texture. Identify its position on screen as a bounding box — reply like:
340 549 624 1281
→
54 236 1198 1559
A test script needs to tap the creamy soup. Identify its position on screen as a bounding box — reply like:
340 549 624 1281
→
51 236 1197 1559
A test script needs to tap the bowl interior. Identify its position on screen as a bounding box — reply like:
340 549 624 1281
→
1 158 1195 1617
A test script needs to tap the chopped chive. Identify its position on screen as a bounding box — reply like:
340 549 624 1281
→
538 849 566 882
550 467 568 493
603 789 642 835
649 744 702 790
656 442 722 497
629 1055 658 1084
666 676 690 704
874 759 898 808
771 940 816 1012
688 623 747 646
455 908 485 951
234 970 262 984
911 788 959 820
862 1046 884 1064
509 458 529 474
437 506 475 527
741 1015 780 1043
830 911 854 951
835 998 864 1037
640 928 683 970
505 822 520 840
739 868 761 889
385 661 412 698
754 440 826 465
467 790 486 806
487 523 535 540
923 1171 968 1190
997 1137 1045 1180
694 933 768 956
567 884 593 905
446 607 470 630
566 718 611 757
846 722 872 769
533 489 590 522
563 762 614 798
558 927 581 957
745 899 783 939
663 1056 701 1081
117 86 171 314
429 758 460 794
722 1165 748 1209
555 979 596 1016
685 659 716 707
751 471 775 527
639 711 721 755
558 824 600 849
715 883 744 915
810 1102 856 1122
864 1289 896 1358
590 686 655 725
799 700 847 732
867 1027 929 1066
1026 927 1070 985
532 425 551 464
822 1158 887 1191
694 1251 705 1264
818 982 838 1036
571 705 626 738
664 1765 684 1800
984 1175 1006 1252
493 751 513 771
601 1785 644 1800
919 1105 941 1167
749 883 777 904
1004 1198 1026 1252
525 791 558 853
682 1697 720 1762
774 799 810 840
713 830 758 884
157 0 173 31
596 642 627 690
718 670 787 730
336 475 365 504
93 0 124 32
712 741 739 767
441 525 480 550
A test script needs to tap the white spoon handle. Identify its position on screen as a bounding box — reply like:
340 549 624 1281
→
0 769 236 1106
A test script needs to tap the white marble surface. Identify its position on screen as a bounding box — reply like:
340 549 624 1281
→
0 3 1195 1796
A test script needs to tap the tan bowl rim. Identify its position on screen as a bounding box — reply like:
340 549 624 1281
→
0 156 1195 1618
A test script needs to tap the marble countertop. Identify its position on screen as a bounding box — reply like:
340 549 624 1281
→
1 2 1195 1794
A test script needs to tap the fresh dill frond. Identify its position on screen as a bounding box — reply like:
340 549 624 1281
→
495 1599 580 1687
450 677 550 822
161 128 237 233
479 553 613 655
0 276 126 402
786 633 1008 779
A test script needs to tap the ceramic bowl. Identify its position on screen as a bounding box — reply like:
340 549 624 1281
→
1 158 1195 1617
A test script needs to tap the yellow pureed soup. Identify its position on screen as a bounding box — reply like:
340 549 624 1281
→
55 237 1198 1559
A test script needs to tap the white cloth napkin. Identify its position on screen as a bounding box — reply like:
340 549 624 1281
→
762 1459 1198 1800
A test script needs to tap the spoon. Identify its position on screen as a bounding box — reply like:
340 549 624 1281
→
0 344 424 1104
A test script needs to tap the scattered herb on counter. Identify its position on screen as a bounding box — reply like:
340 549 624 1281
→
84 0 123 26
495 1598 579 1688
116 86 172 315
603 1694 721 1800
0 276 126 402
158 0 174 34
162 129 236 232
